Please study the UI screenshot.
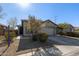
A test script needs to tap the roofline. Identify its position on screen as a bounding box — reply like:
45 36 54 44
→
21 19 58 27
42 19 58 27
0 24 7 27
69 24 74 28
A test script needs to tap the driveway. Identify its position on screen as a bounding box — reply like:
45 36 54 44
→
17 35 79 56
17 36 62 56
48 35 79 56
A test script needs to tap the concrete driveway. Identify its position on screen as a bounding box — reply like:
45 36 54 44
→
48 35 79 56
17 35 79 56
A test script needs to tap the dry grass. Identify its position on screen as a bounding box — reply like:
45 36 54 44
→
0 36 5 43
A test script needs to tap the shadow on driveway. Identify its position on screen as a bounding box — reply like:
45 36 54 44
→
16 36 62 56
17 35 79 56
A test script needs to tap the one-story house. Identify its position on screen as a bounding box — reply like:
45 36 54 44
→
0 24 7 35
18 19 58 36
74 27 79 33
62 24 74 33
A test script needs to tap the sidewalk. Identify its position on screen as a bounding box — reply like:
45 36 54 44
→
2 39 20 56
0 46 8 56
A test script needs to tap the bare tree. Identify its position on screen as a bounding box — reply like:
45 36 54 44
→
27 15 42 34
25 15 42 41
0 6 5 19
8 17 17 29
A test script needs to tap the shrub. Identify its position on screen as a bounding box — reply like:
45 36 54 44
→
63 32 79 37
58 32 65 35
0 35 5 42
38 33 48 42
32 34 38 41
66 32 74 36
10 31 17 39
5 31 17 42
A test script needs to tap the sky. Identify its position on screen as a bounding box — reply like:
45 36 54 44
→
0 3 79 27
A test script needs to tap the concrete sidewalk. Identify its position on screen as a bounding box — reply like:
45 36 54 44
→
0 46 7 55
2 39 20 56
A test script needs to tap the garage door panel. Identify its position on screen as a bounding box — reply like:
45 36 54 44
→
41 28 55 35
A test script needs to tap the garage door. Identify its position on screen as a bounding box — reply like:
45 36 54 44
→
41 28 56 36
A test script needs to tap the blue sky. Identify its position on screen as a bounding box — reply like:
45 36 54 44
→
0 3 79 27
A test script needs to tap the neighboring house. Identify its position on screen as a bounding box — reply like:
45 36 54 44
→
19 19 58 36
62 24 74 33
0 24 7 35
74 27 79 31
74 27 79 33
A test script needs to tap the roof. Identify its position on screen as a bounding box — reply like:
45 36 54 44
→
0 24 7 28
42 20 58 27
74 27 79 30
69 24 74 28
21 19 58 28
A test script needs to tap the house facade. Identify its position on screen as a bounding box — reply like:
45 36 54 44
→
0 24 7 35
39 20 57 36
62 24 74 33
20 20 58 36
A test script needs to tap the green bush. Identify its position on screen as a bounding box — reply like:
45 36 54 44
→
32 34 38 41
66 32 79 37
0 36 5 42
58 32 65 35
5 32 8 41
5 31 17 42
58 31 79 37
65 32 73 36
38 33 48 42
59 32 79 37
